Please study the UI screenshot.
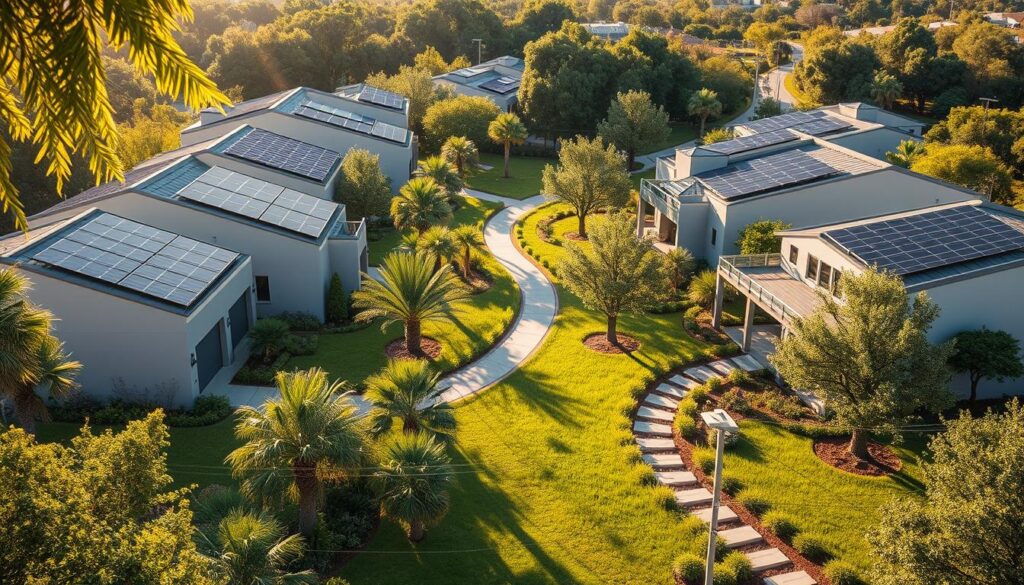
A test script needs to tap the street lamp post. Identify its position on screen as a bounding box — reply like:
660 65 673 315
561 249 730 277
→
700 409 739 585
473 38 484 65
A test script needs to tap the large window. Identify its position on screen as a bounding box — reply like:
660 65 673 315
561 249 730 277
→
255 276 271 303
789 245 799 264
818 262 833 289
806 255 819 281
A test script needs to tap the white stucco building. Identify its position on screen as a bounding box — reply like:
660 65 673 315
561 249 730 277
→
432 56 524 112
0 209 255 406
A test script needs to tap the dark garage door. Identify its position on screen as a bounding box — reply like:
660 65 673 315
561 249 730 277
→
195 323 223 392
229 293 249 348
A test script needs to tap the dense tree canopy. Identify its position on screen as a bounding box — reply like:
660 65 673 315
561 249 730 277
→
910 143 1014 204
398 0 511 61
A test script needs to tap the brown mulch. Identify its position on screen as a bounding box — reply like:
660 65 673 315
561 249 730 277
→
462 270 492 294
564 231 588 241
385 337 442 360
583 333 640 354
813 436 902 476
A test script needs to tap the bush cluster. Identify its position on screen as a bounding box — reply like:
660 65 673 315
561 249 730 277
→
761 511 800 542
793 534 832 563
824 561 866 585
234 352 291 386
52 394 232 427
718 388 750 415
671 552 704 584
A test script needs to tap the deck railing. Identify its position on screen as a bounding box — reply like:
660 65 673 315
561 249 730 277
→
332 218 366 240
719 254 802 325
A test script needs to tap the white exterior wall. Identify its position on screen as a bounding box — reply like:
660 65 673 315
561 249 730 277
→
828 128 921 162
778 234 862 284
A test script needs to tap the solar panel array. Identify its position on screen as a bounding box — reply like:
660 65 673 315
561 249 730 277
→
740 110 828 134
703 128 799 155
178 166 337 238
31 213 238 307
697 150 839 200
823 205 1024 275
223 129 340 182
357 85 405 110
790 117 853 136
479 76 519 94
293 100 409 145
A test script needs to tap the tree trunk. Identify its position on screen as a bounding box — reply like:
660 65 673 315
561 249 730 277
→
503 142 511 178
456 158 464 177
848 428 870 460
463 248 471 279
408 519 426 542
577 213 587 239
969 373 980 405
406 319 422 354
607 314 618 345
626 149 635 172
294 462 319 539
403 415 419 434
699 116 707 140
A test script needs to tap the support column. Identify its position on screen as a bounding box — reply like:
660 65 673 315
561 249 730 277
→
741 297 755 352
711 272 725 329
635 195 644 238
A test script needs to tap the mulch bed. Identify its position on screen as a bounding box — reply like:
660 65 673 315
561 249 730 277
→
813 436 902 476
462 270 492 294
385 337 442 360
564 231 588 242
583 333 640 354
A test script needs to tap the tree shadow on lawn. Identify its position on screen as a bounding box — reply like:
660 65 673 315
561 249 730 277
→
481 366 585 431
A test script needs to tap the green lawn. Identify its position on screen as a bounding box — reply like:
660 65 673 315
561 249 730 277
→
466 152 552 199
639 124 697 155
631 168 655 190
519 202 613 271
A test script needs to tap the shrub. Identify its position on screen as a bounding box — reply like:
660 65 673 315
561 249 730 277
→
166 395 232 427
737 494 769 516
274 311 321 332
675 413 698 440
283 334 318 356
762 511 800 542
720 475 742 496
672 552 704 584
693 448 716 475
678 397 698 418
326 273 349 324
422 95 501 151
718 389 750 414
717 552 752 585
655 486 678 511
250 318 290 361
689 385 710 405
704 376 724 392
794 534 832 563
824 561 866 585
755 390 806 419
726 368 752 387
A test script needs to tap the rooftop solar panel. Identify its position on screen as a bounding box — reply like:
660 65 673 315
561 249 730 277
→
223 129 339 182
30 213 238 307
697 150 839 200
451 67 488 77
479 76 519 94
823 205 1024 275
702 128 799 155
293 100 408 144
358 85 405 110
177 167 337 239
790 117 853 136
740 110 827 134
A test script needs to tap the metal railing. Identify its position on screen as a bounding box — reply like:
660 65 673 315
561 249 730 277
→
331 218 366 240
718 254 803 324
639 180 681 213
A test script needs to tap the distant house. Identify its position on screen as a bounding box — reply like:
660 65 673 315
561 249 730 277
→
710 0 762 9
713 200 1024 399
582 21 631 42
0 209 255 406
984 11 1024 27
842 24 896 37
432 56 524 112
927 20 959 30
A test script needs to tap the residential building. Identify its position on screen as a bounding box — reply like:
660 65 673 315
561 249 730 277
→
182 86 415 191
582 21 631 41
639 136 978 266
432 56 524 112
710 0 762 9
842 24 897 36
927 20 959 30
984 11 1024 27
713 200 1024 399
0 209 255 406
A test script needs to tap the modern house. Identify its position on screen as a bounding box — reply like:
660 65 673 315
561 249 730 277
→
712 200 1024 399
639 136 978 265
182 86 416 190
582 21 632 42
842 24 896 36
432 56 524 112
0 209 255 406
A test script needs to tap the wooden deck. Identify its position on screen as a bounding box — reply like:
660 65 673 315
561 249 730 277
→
720 264 823 326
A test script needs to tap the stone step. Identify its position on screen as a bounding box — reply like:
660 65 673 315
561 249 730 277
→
745 548 791 572
708 359 737 377
642 453 684 468
636 406 673 422
633 421 672 437
685 365 721 383
720 525 763 548
675 488 714 507
693 505 739 524
643 393 680 410
655 382 688 399
654 470 697 487
668 375 701 390
636 437 675 452
764 571 817 585
731 354 764 372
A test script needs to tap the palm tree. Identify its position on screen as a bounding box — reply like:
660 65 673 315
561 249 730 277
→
687 270 719 309
885 139 926 168
450 225 483 280
371 434 453 542
226 368 365 539
870 71 903 110
390 177 452 234
417 226 457 272
200 510 317 585
0 269 80 434
364 359 456 441
662 247 696 294
687 88 722 139
416 156 463 202
352 251 470 355
441 136 479 178
248 318 289 363
487 113 528 179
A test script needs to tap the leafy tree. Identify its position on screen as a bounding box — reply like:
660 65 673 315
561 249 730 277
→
422 95 502 152
883 140 924 169
771 269 954 458
735 219 791 254
870 71 904 110
336 148 392 219
441 136 480 178
541 136 631 239
702 127 734 145
451 225 484 279
752 96 782 120
795 36 880 105
326 273 349 325
558 212 663 343
365 359 456 440
697 56 752 116
249 318 290 363
397 0 511 62
103 56 158 123
925 106 1024 171
795 3 842 28
0 412 217 584
487 113 529 179
616 30 701 120
353 251 470 354
688 88 722 138
199 511 316 585
0 0 228 231
951 22 1024 108
416 156 464 202
597 90 671 171
662 247 696 294
412 45 471 75
371 433 453 542
744 21 788 65
365 65 453 134
876 18 936 111
391 177 453 233
512 0 578 47
869 400 1024 585
687 269 718 309
227 368 365 538
948 328 1023 404
115 103 192 170
910 143 1014 205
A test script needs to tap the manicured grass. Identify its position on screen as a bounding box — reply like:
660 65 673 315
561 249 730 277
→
518 202 613 271
784 73 809 107
631 168 655 190
466 152 553 199
368 195 503 266
639 124 697 155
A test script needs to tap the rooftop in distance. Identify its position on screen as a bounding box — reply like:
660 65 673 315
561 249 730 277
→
434 56 524 97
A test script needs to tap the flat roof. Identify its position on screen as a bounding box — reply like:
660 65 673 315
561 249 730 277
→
435 56 523 97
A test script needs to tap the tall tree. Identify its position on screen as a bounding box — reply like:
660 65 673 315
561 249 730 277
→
687 88 722 139
416 156 464 202
451 225 483 280
597 90 671 171
371 433 454 542
662 247 696 295
795 36 880 105
735 219 791 254
227 368 366 538
487 113 529 179
885 139 926 168
743 22 788 66
925 106 1024 172
869 400 1024 585
910 143 1014 205
558 212 664 344
441 136 480 178
876 18 937 111
391 177 453 233
365 359 457 441
365 66 453 134
541 136 631 239
770 269 954 458
948 328 1023 404
199 511 316 585
870 71 904 110
422 95 501 152
512 0 578 47
336 148 393 219
397 0 511 62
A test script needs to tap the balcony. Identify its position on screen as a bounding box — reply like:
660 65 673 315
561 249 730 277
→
330 217 366 240
717 254 820 327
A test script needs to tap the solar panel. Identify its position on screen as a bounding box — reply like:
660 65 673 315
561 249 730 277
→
31 213 238 307
177 167 338 239
823 206 1024 276
293 100 408 144
357 85 405 110
697 150 839 200
703 129 799 155
740 110 827 134
791 117 853 136
369 121 409 144
223 129 339 182
479 76 519 94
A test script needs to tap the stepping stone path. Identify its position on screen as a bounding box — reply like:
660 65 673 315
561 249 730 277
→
630 355 807 582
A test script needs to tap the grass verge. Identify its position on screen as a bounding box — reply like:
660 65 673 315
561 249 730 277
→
466 153 553 199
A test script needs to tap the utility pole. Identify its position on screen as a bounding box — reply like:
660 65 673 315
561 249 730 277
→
473 39 484 65
751 56 761 112
700 409 739 585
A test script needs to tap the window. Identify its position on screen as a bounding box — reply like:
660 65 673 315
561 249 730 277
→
711 228 717 246
830 270 842 296
818 262 833 289
806 255 819 281
254 276 271 303
789 245 799 264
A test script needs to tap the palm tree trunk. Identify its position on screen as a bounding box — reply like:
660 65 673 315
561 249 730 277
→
12 394 38 436
848 429 869 460
406 319 422 354
577 213 587 239
463 247 471 279
403 415 419 434
503 142 511 178
293 462 319 539
607 314 618 345
969 373 980 405
699 116 707 140
408 519 426 541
